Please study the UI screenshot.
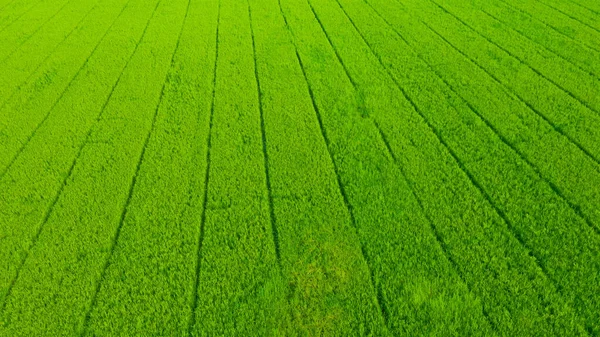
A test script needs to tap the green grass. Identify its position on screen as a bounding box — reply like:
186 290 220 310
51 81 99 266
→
0 0 599 335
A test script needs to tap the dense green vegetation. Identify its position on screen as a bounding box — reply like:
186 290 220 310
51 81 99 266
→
0 0 598 335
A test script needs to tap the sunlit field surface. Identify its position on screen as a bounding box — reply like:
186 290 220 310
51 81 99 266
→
0 0 599 335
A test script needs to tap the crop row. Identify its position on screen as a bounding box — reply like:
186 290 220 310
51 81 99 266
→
0 0 134 173
498 0 600 53
478 0 600 78
0 0 102 106
0 0 48 32
0 0 187 333
0 0 597 335
309 0 600 334
343 0 600 333
537 0 600 31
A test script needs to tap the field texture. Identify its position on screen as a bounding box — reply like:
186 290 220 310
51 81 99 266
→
0 0 599 335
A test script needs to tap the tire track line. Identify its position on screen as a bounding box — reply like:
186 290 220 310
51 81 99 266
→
297 43 389 329
187 1 220 334
280 0 389 328
277 1 381 332
429 0 600 115
80 0 188 332
0 0 162 316
0 0 133 181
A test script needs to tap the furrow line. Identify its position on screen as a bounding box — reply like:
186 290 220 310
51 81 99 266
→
1 0 159 312
188 1 220 334
407 4 600 236
334 2 510 331
0 0 134 180
0 0 184 331
363 0 539 251
0 0 18 13
478 5 600 79
248 0 281 265
539 0 600 30
418 18 600 169
278 2 390 332
476 7 599 81
429 0 600 115
188 0 292 330
81 127 150 335
295 42 388 328
0 0 106 111
81 0 186 330
300 0 391 327
304 0 357 88
292 12 389 327
0 136 84 313
282 0 498 332
0 0 75 64
381 0 600 239
81 83 161 336
565 0 600 15
374 1 600 329
533 0 600 33
0 0 132 111
372 119 499 333
0 0 47 34
0 5 154 304
281 0 381 328
497 0 600 53
365 0 597 316
406 45 600 236
360 2 600 328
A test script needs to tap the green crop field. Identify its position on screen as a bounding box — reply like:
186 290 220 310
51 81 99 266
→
0 0 599 335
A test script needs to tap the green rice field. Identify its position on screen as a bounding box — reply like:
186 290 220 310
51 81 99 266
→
0 0 599 335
